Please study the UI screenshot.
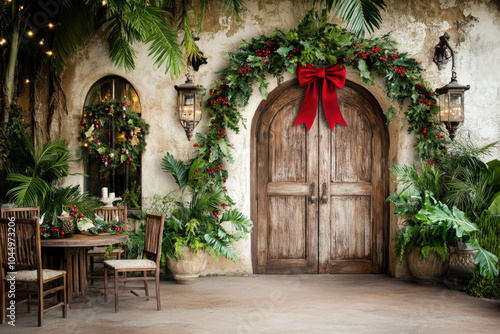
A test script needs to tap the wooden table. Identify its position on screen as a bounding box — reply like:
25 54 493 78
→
41 233 128 307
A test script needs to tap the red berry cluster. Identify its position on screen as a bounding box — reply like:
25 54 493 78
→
390 53 399 61
220 202 226 208
216 127 227 140
237 65 252 76
209 95 228 109
417 94 435 107
436 133 445 139
255 49 271 57
387 64 408 77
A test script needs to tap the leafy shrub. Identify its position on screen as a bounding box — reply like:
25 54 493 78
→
466 215 500 298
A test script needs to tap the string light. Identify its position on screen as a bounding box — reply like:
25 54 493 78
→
48 23 55 29
27 30 34 37
0 38 6 45
83 142 89 148
102 0 107 5
46 50 53 56
19 5 23 10
39 39 44 45
25 79 30 84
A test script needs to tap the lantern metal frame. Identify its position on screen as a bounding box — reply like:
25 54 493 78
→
174 67 204 141
433 32 470 140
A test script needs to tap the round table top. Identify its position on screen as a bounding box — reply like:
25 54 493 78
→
41 233 128 248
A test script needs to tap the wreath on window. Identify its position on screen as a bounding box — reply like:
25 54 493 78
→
79 101 150 171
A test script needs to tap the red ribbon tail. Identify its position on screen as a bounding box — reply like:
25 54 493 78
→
323 81 347 131
293 81 319 131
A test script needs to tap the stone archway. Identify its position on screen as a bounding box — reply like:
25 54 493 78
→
251 79 389 274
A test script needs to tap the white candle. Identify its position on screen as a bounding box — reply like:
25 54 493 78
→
109 192 115 199
102 187 108 198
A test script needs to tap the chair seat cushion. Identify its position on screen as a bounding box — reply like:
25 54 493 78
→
104 259 156 269
6 269 65 282
88 246 124 254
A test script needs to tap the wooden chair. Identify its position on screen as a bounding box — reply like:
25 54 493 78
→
0 207 40 219
104 214 164 312
87 206 127 284
0 218 67 327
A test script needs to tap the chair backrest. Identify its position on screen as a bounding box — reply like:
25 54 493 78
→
95 206 127 231
143 214 165 266
0 218 41 274
0 207 40 219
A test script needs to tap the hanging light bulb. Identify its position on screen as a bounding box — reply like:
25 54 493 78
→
0 38 6 45
48 23 55 29
39 39 44 45
102 0 107 5
27 30 34 37
46 50 54 56
25 79 30 84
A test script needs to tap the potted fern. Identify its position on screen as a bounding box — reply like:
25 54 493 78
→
161 153 253 284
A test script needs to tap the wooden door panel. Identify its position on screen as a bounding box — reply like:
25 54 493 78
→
268 197 307 259
255 82 319 274
332 103 373 183
318 83 386 274
330 196 371 260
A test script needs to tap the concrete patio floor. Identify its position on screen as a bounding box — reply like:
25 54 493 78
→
4 274 500 333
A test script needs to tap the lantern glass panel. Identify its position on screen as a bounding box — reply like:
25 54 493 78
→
449 92 463 122
438 93 449 122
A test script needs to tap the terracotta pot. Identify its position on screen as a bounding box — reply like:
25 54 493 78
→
408 248 449 280
166 247 207 284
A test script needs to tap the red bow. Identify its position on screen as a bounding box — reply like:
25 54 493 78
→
293 63 347 131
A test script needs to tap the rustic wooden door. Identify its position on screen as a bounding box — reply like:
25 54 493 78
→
253 80 387 274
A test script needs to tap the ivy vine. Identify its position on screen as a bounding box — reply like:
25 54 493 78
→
171 10 447 208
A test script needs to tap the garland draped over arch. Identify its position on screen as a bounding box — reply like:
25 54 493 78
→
170 10 446 220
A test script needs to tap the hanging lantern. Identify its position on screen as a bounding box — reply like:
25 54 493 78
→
433 32 470 140
174 70 204 141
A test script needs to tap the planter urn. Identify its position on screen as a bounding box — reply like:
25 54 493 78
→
408 248 449 280
166 246 207 284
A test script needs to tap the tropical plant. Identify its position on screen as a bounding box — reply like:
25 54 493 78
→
314 0 386 36
440 139 499 218
389 161 499 279
161 152 253 263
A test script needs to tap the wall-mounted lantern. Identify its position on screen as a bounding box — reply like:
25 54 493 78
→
175 68 203 141
433 32 470 140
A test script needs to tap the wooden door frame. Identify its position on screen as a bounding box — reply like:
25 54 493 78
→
250 79 390 274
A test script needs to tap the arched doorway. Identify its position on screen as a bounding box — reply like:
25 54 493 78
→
251 79 389 274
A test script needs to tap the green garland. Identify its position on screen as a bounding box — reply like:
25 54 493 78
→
183 11 447 200
79 101 150 171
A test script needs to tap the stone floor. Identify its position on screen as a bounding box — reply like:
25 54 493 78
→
4 275 500 333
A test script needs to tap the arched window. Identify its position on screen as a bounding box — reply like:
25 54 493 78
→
83 76 142 205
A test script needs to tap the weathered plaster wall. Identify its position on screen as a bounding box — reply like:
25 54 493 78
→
61 0 500 277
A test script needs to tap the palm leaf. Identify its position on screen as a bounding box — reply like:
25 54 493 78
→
219 209 253 233
162 152 188 189
204 233 238 262
315 0 386 36
6 174 50 207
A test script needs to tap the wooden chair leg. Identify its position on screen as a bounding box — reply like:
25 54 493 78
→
104 267 108 303
114 271 119 313
143 271 149 300
89 256 95 285
37 283 43 327
62 275 67 318
28 285 32 313
155 270 161 311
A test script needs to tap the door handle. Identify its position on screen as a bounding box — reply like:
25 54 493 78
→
321 183 328 204
309 182 317 204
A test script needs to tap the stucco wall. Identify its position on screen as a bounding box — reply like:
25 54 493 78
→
60 0 500 277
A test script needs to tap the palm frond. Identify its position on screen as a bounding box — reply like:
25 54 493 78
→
51 0 96 72
6 174 50 207
162 152 188 189
219 209 253 233
314 0 386 36
105 14 138 72
204 232 238 262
